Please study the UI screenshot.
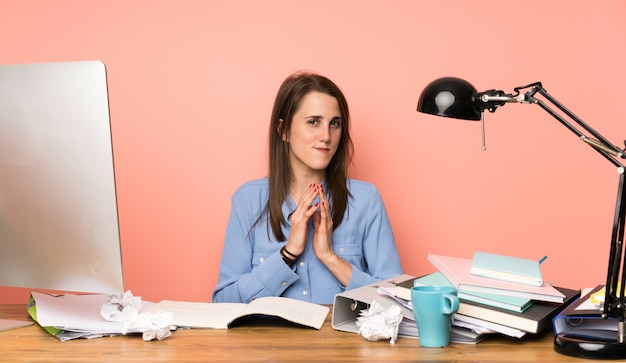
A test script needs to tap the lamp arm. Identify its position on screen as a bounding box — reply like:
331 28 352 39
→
480 84 626 165
532 86 625 163
521 85 626 323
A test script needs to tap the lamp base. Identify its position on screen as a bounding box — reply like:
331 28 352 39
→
554 333 626 359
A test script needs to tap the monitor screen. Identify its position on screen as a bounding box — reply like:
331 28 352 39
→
0 60 124 294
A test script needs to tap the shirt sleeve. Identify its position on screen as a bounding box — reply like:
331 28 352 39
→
211 187 299 303
344 184 403 290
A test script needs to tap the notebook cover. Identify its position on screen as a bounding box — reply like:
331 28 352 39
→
471 251 543 286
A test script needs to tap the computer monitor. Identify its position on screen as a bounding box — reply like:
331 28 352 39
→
0 60 124 294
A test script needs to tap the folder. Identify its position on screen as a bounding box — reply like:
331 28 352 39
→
552 285 617 340
332 274 416 335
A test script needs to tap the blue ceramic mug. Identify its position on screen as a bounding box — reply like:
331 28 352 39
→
410 285 460 347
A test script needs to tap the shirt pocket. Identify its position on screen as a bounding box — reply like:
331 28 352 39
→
333 243 364 268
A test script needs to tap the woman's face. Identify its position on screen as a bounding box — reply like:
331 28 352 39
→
284 91 342 177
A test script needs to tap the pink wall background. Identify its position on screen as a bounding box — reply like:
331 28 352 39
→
1 1 625 304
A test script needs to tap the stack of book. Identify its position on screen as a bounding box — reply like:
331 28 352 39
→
394 253 580 340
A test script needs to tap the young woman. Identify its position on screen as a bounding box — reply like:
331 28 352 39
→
212 71 402 304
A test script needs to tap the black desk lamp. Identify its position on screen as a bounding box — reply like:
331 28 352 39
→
417 77 626 359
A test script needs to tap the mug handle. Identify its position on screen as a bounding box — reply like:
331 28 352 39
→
441 294 460 315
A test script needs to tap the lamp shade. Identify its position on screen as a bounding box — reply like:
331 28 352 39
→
417 77 481 121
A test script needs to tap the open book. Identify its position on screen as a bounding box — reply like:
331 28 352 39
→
149 296 330 330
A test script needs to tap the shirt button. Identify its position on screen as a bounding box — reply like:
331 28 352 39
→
302 290 308 296
282 282 287 287
299 261 305 267
259 257 265 263
339 247 345 253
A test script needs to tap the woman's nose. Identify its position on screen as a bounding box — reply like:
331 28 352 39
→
319 126 331 141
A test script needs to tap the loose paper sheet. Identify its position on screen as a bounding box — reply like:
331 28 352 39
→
0 318 34 332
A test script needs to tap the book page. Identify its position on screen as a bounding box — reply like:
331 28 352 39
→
244 296 329 329
151 297 329 330
150 301 247 329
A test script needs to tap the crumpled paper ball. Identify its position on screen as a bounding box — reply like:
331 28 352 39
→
355 300 403 344
100 291 173 341
123 311 174 341
100 290 142 322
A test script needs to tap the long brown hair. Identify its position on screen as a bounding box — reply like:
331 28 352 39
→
264 71 354 242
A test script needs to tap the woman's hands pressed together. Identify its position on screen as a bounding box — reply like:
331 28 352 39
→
286 183 351 286
312 184 334 260
285 183 319 256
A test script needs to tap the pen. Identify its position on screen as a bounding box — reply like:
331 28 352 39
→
539 255 548 264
